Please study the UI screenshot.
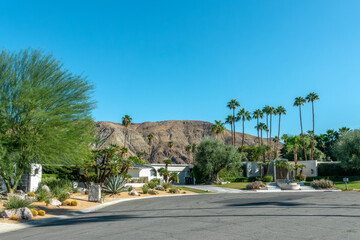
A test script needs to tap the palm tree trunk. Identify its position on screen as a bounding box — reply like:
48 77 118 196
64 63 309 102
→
233 108 236 146
299 105 307 160
311 101 315 160
269 114 272 160
149 144 152 162
124 128 127 148
276 113 281 158
242 118 245 150
294 147 298 176
257 118 260 146
230 122 233 145
266 115 269 146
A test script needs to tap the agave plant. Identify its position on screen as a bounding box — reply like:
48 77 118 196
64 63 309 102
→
102 175 127 195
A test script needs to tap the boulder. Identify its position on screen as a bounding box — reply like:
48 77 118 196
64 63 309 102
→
129 190 139 196
41 185 51 192
3 207 33 220
88 184 101 202
49 199 62 207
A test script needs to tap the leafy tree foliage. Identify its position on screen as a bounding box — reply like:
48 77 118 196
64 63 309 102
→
193 137 243 184
0 49 95 192
333 130 360 171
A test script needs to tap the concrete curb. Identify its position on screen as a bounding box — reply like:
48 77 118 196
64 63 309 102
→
0 193 198 234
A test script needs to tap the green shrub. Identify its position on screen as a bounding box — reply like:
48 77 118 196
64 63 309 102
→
4 196 33 210
57 191 69 202
42 177 71 192
262 175 273 182
127 185 133 192
155 185 165 191
246 181 265 190
169 187 179 194
71 188 78 194
311 179 333 189
149 178 161 185
148 181 157 189
295 174 307 182
36 188 52 202
142 184 149 194
162 182 172 190
103 175 127 195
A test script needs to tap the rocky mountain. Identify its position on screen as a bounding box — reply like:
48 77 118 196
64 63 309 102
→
96 120 268 164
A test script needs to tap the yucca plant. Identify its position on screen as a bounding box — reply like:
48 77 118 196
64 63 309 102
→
4 196 33 210
103 175 127 195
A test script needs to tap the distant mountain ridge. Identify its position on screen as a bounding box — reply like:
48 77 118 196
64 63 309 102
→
95 120 263 164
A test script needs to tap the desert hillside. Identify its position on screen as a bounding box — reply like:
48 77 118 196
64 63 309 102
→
96 120 264 164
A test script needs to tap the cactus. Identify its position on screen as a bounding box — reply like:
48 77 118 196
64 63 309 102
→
11 215 18 220
103 175 127 195
65 200 71 205
28 192 36 197
31 209 38 216
71 200 78 206
38 210 46 216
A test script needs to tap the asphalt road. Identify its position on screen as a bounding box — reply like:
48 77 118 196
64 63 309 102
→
1 192 360 240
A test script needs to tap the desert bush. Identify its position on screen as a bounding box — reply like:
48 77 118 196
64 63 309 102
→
142 184 149 194
246 181 265 190
38 210 46 216
71 200 78 206
148 190 159 195
103 175 127 195
169 187 179 194
155 185 165 191
71 188 78 194
31 209 38 216
127 185 133 192
262 175 273 182
35 188 52 202
162 182 172 190
296 174 307 182
42 177 71 193
57 191 69 202
150 178 161 185
311 179 333 189
4 196 33 210
148 181 157 189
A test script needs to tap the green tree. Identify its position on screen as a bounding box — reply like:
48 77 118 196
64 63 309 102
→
194 137 243 184
237 108 251 150
255 123 268 145
211 120 226 138
253 109 264 146
339 127 350 136
227 99 240 145
147 133 154 162
285 135 303 175
294 96 308 160
225 115 235 143
0 49 95 193
306 92 320 160
122 115 132 149
333 130 360 171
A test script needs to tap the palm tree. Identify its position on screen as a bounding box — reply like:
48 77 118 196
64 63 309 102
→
227 99 240 145
294 97 307 160
168 141 174 160
191 143 197 162
185 145 191 163
255 123 268 145
120 146 128 158
339 127 350 136
163 158 172 170
275 106 286 155
306 92 320 160
237 108 252 150
262 106 272 146
122 115 132 149
169 172 179 184
211 120 226 138
158 168 169 183
225 115 235 143
286 135 303 175
147 133 154 162
253 109 264 146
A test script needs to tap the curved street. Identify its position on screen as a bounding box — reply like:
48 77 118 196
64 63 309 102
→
1 192 360 240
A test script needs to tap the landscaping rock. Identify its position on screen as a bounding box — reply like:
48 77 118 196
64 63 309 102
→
41 185 51 192
15 190 25 195
88 184 101 202
3 207 33 220
72 181 78 189
129 190 139 196
49 199 62 206
7 193 25 200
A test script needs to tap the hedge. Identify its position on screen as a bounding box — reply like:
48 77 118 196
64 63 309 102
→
306 176 360 182
223 177 257 182
318 163 360 176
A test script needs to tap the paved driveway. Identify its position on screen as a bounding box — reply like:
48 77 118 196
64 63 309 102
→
1 192 360 240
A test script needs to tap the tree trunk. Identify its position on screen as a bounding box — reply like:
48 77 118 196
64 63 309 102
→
230 121 233 145
299 105 307 160
294 147 298 176
124 128 128 148
266 115 269 147
233 108 236 146
276 113 281 158
311 101 315 160
269 114 272 160
242 118 245 150
257 118 260 146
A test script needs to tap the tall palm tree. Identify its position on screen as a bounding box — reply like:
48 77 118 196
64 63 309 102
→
147 133 154 162
339 127 350 136
255 123 268 145
227 99 240 145
225 115 235 143
164 158 172 170
294 97 307 160
275 106 286 155
191 143 197 162
286 135 303 175
122 115 132 149
262 106 272 146
237 108 252 150
211 120 226 138
168 141 174 160
306 92 320 160
253 109 264 146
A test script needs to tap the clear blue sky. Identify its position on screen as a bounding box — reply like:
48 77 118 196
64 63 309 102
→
1 1 360 136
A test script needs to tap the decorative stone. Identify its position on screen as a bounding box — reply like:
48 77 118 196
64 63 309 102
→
15 190 25 195
72 181 78 189
3 207 33 220
129 190 139 196
49 199 62 206
41 185 51 192
88 184 101 202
